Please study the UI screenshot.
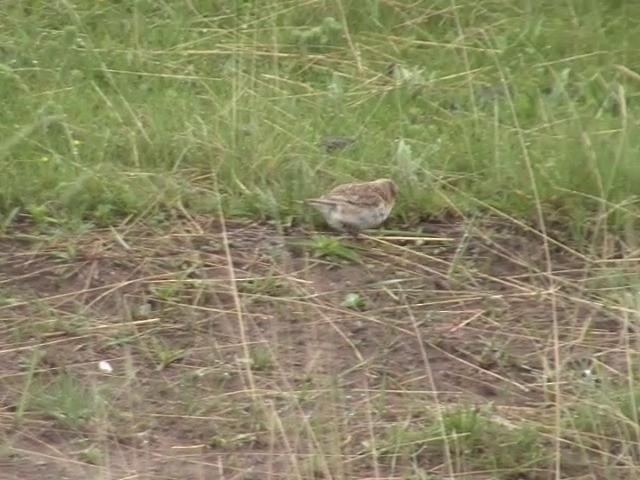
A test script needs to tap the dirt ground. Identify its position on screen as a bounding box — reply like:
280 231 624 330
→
0 216 635 479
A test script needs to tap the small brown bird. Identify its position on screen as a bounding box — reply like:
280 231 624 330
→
306 178 397 238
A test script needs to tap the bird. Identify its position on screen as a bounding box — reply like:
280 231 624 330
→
305 178 397 238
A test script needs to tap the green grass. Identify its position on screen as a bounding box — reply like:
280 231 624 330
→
1 0 639 235
3 1 640 479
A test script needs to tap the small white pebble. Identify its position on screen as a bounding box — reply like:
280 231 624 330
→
99 360 113 373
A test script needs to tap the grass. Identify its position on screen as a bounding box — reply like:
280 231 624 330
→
2 0 640 479
1 0 639 234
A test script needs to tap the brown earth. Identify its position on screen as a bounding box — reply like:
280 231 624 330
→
0 216 636 479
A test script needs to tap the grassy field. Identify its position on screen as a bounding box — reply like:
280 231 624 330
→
2 0 640 478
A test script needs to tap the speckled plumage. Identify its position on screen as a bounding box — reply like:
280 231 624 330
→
306 178 397 237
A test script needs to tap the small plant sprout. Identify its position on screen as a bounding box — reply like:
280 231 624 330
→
340 292 367 310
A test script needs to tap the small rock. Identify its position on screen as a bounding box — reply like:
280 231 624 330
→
319 135 355 152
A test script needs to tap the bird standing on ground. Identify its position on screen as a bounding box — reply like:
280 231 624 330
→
306 178 397 238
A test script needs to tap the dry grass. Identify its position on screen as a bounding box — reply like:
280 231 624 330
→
1 214 640 479
2 0 640 478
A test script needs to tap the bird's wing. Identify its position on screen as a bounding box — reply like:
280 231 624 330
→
326 185 381 207
328 184 358 196
342 193 383 207
306 195 349 207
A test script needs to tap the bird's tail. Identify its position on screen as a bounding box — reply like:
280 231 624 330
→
305 198 337 207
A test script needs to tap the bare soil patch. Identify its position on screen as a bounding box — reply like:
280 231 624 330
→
0 217 636 479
